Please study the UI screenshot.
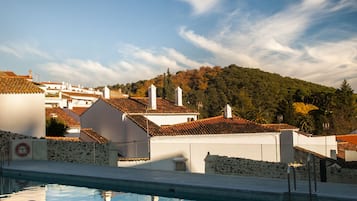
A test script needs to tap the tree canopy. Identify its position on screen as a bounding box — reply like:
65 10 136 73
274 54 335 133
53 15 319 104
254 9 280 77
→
110 65 356 135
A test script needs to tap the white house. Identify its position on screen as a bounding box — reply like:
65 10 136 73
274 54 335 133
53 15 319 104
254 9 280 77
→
80 85 199 157
118 112 337 173
40 81 104 108
81 85 338 173
0 76 45 138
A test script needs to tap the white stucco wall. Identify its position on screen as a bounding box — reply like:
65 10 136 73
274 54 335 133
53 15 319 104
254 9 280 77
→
71 96 98 108
345 150 357 162
293 132 337 158
0 93 45 138
80 99 149 158
119 133 281 173
44 98 67 108
145 114 198 126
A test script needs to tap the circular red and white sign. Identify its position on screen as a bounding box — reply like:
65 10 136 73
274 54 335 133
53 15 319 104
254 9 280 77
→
15 142 31 157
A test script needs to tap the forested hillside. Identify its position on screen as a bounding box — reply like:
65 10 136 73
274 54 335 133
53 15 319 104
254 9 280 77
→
111 64 357 135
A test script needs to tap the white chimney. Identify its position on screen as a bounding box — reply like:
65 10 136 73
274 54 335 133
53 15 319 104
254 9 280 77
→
104 86 110 99
224 104 232 119
68 100 73 110
148 84 157 110
175 86 183 106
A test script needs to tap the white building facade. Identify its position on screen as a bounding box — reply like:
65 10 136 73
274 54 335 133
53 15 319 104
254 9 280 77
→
0 77 45 138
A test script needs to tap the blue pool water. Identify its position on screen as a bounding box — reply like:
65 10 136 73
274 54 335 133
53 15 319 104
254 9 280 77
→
0 176 193 201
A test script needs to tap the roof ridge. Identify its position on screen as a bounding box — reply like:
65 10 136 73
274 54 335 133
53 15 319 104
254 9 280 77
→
162 116 224 128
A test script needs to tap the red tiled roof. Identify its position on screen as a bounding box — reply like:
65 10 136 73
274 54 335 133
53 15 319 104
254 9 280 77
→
72 107 88 116
0 77 43 94
0 71 17 77
80 128 108 144
102 97 198 114
157 116 278 136
0 71 31 80
337 134 357 160
262 123 299 131
336 134 357 145
127 115 162 136
128 115 278 137
46 108 80 127
62 91 101 98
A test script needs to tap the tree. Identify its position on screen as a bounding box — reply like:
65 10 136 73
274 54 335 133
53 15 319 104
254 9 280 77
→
276 95 295 125
296 114 315 133
330 80 357 133
235 89 255 119
46 118 68 137
335 79 355 116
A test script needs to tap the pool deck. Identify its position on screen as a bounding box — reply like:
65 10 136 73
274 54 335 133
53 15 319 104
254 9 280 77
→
1 160 357 201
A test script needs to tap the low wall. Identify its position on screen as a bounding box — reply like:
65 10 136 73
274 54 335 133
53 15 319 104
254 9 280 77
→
1 130 116 166
47 140 110 165
205 155 357 184
205 155 314 180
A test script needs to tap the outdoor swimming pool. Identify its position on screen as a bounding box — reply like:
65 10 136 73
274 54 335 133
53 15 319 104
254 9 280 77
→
0 176 194 201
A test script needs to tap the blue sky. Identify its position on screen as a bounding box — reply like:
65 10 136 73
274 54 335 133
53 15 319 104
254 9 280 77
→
0 0 356 90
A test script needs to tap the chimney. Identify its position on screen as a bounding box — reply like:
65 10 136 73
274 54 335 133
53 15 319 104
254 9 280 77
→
103 86 110 99
148 84 157 110
68 100 73 110
224 104 232 119
28 69 32 79
175 86 183 106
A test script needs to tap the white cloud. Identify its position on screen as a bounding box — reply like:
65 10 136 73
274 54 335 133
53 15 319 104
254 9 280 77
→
164 48 211 68
0 45 22 58
179 27 259 67
44 59 121 87
118 44 211 71
0 43 51 59
43 44 211 86
180 0 220 15
178 0 357 90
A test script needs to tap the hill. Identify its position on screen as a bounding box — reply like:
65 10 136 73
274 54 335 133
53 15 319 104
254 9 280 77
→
111 64 356 135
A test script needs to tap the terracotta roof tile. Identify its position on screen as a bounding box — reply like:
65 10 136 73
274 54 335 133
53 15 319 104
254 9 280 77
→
46 108 80 127
80 128 108 144
0 71 32 80
128 115 278 137
262 123 299 131
62 91 101 98
102 97 198 114
72 107 88 116
0 71 17 77
336 134 357 145
127 115 162 136
156 116 278 136
0 77 43 94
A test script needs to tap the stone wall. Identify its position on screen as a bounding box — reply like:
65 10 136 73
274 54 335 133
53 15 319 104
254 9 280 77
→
0 130 33 162
205 155 314 180
205 155 357 184
1 130 114 166
47 140 110 165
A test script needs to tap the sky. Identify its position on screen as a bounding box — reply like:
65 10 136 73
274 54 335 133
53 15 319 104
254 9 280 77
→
0 0 356 91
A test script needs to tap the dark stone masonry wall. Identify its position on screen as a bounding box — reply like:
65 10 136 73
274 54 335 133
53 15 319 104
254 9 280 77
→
205 155 314 180
1 130 111 166
47 140 110 165
0 130 32 161
205 155 357 184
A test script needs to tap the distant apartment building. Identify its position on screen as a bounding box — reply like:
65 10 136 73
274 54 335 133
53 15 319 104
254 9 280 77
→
39 81 105 109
